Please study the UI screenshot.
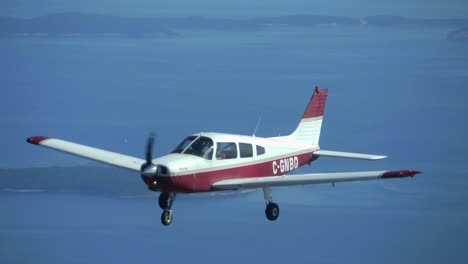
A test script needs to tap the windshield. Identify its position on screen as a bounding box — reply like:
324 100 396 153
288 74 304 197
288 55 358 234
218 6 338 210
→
172 136 214 160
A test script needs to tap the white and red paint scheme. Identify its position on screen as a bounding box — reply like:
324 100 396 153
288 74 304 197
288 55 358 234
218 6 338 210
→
27 87 421 226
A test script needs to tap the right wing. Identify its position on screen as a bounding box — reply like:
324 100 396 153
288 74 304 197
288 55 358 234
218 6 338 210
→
27 136 145 172
212 170 420 190
313 150 387 160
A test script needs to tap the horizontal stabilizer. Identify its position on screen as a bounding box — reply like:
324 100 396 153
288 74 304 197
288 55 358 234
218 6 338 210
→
313 150 387 160
212 170 421 190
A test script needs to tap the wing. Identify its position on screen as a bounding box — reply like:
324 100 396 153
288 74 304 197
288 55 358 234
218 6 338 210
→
313 150 387 160
212 170 421 190
27 136 144 172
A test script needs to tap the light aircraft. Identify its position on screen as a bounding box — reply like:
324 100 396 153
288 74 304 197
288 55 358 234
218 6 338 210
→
27 87 421 226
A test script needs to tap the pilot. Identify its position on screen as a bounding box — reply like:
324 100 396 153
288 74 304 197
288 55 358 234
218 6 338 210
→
190 140 203 156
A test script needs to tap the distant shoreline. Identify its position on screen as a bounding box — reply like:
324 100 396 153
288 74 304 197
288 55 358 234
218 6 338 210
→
1 12 467 39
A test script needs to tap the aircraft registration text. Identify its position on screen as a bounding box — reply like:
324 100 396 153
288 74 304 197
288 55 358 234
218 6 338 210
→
272 156 299 175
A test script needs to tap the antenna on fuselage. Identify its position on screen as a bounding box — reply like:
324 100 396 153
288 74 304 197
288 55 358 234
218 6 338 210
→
252 116 262 137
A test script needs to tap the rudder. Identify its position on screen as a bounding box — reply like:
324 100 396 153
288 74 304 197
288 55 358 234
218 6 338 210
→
289 87 328 145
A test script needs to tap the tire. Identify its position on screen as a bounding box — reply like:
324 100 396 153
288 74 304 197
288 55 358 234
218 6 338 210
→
161 210 173 226
265 203 279 221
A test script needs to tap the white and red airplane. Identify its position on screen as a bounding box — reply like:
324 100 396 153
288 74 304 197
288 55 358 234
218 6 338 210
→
27 87 420 226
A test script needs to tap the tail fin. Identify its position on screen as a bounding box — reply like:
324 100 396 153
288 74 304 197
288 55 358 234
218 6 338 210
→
289 87 328 145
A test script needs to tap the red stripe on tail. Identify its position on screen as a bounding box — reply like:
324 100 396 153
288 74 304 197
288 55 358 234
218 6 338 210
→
302 87 328 119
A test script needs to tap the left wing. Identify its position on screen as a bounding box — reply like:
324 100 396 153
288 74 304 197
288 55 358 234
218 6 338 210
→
212 170 421 190
27 136 145 172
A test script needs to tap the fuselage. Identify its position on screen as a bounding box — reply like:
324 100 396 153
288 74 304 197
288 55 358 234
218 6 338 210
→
141 132 320 193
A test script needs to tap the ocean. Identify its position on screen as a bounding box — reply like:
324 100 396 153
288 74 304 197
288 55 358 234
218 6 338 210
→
1 24 468 263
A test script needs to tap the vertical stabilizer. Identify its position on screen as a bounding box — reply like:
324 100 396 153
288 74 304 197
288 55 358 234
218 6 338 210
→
289 87 328 145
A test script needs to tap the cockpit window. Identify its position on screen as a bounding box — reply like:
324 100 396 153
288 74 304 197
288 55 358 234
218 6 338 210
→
172 136 214 160
216 142 238 160
173 136 197 153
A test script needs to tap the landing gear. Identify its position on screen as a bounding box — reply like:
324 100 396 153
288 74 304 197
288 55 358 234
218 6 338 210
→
265 202 279 221
263 186 280 221
158 192 175 209
158 192 176 226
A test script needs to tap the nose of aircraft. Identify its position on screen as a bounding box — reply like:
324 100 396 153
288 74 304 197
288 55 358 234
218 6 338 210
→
141 163 158 178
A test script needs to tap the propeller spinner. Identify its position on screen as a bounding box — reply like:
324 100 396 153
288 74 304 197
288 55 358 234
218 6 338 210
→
141 133 158 178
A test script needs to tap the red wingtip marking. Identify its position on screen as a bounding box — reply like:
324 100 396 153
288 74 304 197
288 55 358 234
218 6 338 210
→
26 136 50 145
381 170 421 179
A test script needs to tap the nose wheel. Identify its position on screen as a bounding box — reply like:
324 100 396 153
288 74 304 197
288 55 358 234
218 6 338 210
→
158 192 176 226
161 210 173 226
263 186 280 221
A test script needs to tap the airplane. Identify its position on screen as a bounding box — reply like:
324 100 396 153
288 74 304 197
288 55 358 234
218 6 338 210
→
26 87 421 226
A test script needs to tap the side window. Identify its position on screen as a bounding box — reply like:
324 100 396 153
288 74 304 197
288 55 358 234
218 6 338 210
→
216 142 238 160
256 145 265 156
239 143 253 158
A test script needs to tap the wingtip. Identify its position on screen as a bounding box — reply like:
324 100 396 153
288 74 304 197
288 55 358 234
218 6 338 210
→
26 136 50 145
381 170 422 179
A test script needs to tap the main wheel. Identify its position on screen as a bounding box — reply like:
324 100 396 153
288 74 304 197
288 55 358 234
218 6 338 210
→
161 210 173 226
265 203 279 221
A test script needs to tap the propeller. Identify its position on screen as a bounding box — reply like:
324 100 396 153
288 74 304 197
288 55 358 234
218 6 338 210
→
141 133 158 178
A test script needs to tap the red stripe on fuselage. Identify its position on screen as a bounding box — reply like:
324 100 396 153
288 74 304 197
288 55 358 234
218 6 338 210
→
145 152 315 193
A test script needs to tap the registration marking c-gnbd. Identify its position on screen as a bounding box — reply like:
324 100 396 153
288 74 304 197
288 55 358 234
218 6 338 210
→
272 156 299 175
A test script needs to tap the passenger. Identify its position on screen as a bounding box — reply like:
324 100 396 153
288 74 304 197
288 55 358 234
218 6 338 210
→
216 149 226 159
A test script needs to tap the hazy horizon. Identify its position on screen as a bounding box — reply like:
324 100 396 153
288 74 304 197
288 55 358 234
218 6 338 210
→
2 0 468 19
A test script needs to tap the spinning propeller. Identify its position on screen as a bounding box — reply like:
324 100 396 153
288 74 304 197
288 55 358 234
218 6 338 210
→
140 133 158 178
